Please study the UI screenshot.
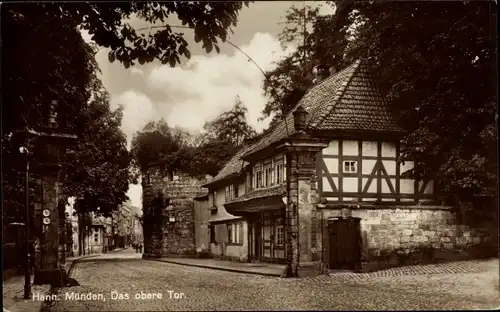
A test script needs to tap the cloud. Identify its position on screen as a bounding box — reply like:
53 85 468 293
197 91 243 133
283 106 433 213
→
102 32 294 210
145 32 295 133
111 90 157 148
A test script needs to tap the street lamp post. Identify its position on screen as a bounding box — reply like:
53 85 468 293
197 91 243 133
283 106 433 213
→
19 145 32 299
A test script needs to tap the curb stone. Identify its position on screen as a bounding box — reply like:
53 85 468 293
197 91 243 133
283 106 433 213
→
150 258 282 277
40 255 99 312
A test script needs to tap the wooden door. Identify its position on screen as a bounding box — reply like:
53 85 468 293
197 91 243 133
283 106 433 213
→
254 219 262 261
329 217 362 270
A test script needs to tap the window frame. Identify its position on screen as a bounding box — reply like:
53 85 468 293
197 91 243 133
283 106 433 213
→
254 169 262 189
233 184 239 198
263 165 272 187
275 218 285 246
343 160 358 173
275 162 284 184
227 224 233 244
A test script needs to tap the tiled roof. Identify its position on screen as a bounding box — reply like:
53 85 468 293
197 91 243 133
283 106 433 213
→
225 184 286 204
243 59 405 157
203 144 252 186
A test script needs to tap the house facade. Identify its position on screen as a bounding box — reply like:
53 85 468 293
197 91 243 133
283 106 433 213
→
201 59 495 276
202 146 252 261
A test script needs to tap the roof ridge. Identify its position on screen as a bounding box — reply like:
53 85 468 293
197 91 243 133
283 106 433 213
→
246 60 363 150
309 59 362 130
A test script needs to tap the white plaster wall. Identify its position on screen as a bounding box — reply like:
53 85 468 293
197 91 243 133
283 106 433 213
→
381 142 396 157
323 140 339 155
400 179 414 194
362 141 377 156
343 140 358 156
343 177 358 192
324 158 338 173
363 159 377 174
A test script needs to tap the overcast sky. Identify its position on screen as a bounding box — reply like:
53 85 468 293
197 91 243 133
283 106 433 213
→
81 1 335 210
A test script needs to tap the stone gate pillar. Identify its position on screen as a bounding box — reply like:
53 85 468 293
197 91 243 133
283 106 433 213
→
34 145 67 286
284 105 328 277
286 147 327 277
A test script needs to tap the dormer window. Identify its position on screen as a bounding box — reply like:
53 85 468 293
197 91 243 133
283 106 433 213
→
343 160 358 173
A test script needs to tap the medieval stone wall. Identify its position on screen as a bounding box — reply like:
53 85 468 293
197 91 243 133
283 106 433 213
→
320 205 498 271
143 169 208 258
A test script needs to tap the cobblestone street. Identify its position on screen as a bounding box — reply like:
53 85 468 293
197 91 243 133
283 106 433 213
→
39 250 499 311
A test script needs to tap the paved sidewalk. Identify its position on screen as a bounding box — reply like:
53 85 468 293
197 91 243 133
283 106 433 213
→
2 254 96 312
153 257 286 276
328 258 499 279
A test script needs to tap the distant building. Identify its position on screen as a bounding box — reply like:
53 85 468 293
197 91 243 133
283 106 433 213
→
87 214 112 254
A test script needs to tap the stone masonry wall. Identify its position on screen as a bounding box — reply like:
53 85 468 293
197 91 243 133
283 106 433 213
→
321 205 497 272
143 169 208 258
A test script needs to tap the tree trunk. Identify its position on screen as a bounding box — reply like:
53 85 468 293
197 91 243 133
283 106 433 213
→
78 213 83 256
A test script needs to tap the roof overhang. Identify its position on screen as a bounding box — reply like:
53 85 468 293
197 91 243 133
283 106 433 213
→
242 132 328 162
224 194 285 216
311 129 406 141
202 172 246 189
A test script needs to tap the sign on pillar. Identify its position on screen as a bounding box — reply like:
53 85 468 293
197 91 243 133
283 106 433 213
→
34 173 67 286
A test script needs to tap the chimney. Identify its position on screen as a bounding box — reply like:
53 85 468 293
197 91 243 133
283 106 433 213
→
317 65 330 81
293 106 308 131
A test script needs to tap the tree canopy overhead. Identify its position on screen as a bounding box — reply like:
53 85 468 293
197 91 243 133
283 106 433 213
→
264 1 497 201
341 1 497 200
30 2 250 68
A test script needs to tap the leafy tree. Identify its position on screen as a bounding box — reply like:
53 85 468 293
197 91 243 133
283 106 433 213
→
2 4 98 139
6 2 249 69
62 83 132 255
203 95 257 146
261 2 353 126
187 96 256 177
261 4 319 126
2 6 98 236
130 119 193 176
338 1 497 202
188 139 239 177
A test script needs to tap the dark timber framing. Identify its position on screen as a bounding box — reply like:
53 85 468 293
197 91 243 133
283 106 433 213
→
319 139 433 204
338 139 343 202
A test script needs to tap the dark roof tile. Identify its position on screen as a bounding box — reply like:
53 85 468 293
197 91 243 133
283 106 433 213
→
242 59 405 158
226 184 286 204
203 144 252 186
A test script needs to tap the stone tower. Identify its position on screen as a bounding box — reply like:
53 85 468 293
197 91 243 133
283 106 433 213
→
142 166 207 258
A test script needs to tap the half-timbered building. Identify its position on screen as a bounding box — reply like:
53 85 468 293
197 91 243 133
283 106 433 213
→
201 59 494 276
